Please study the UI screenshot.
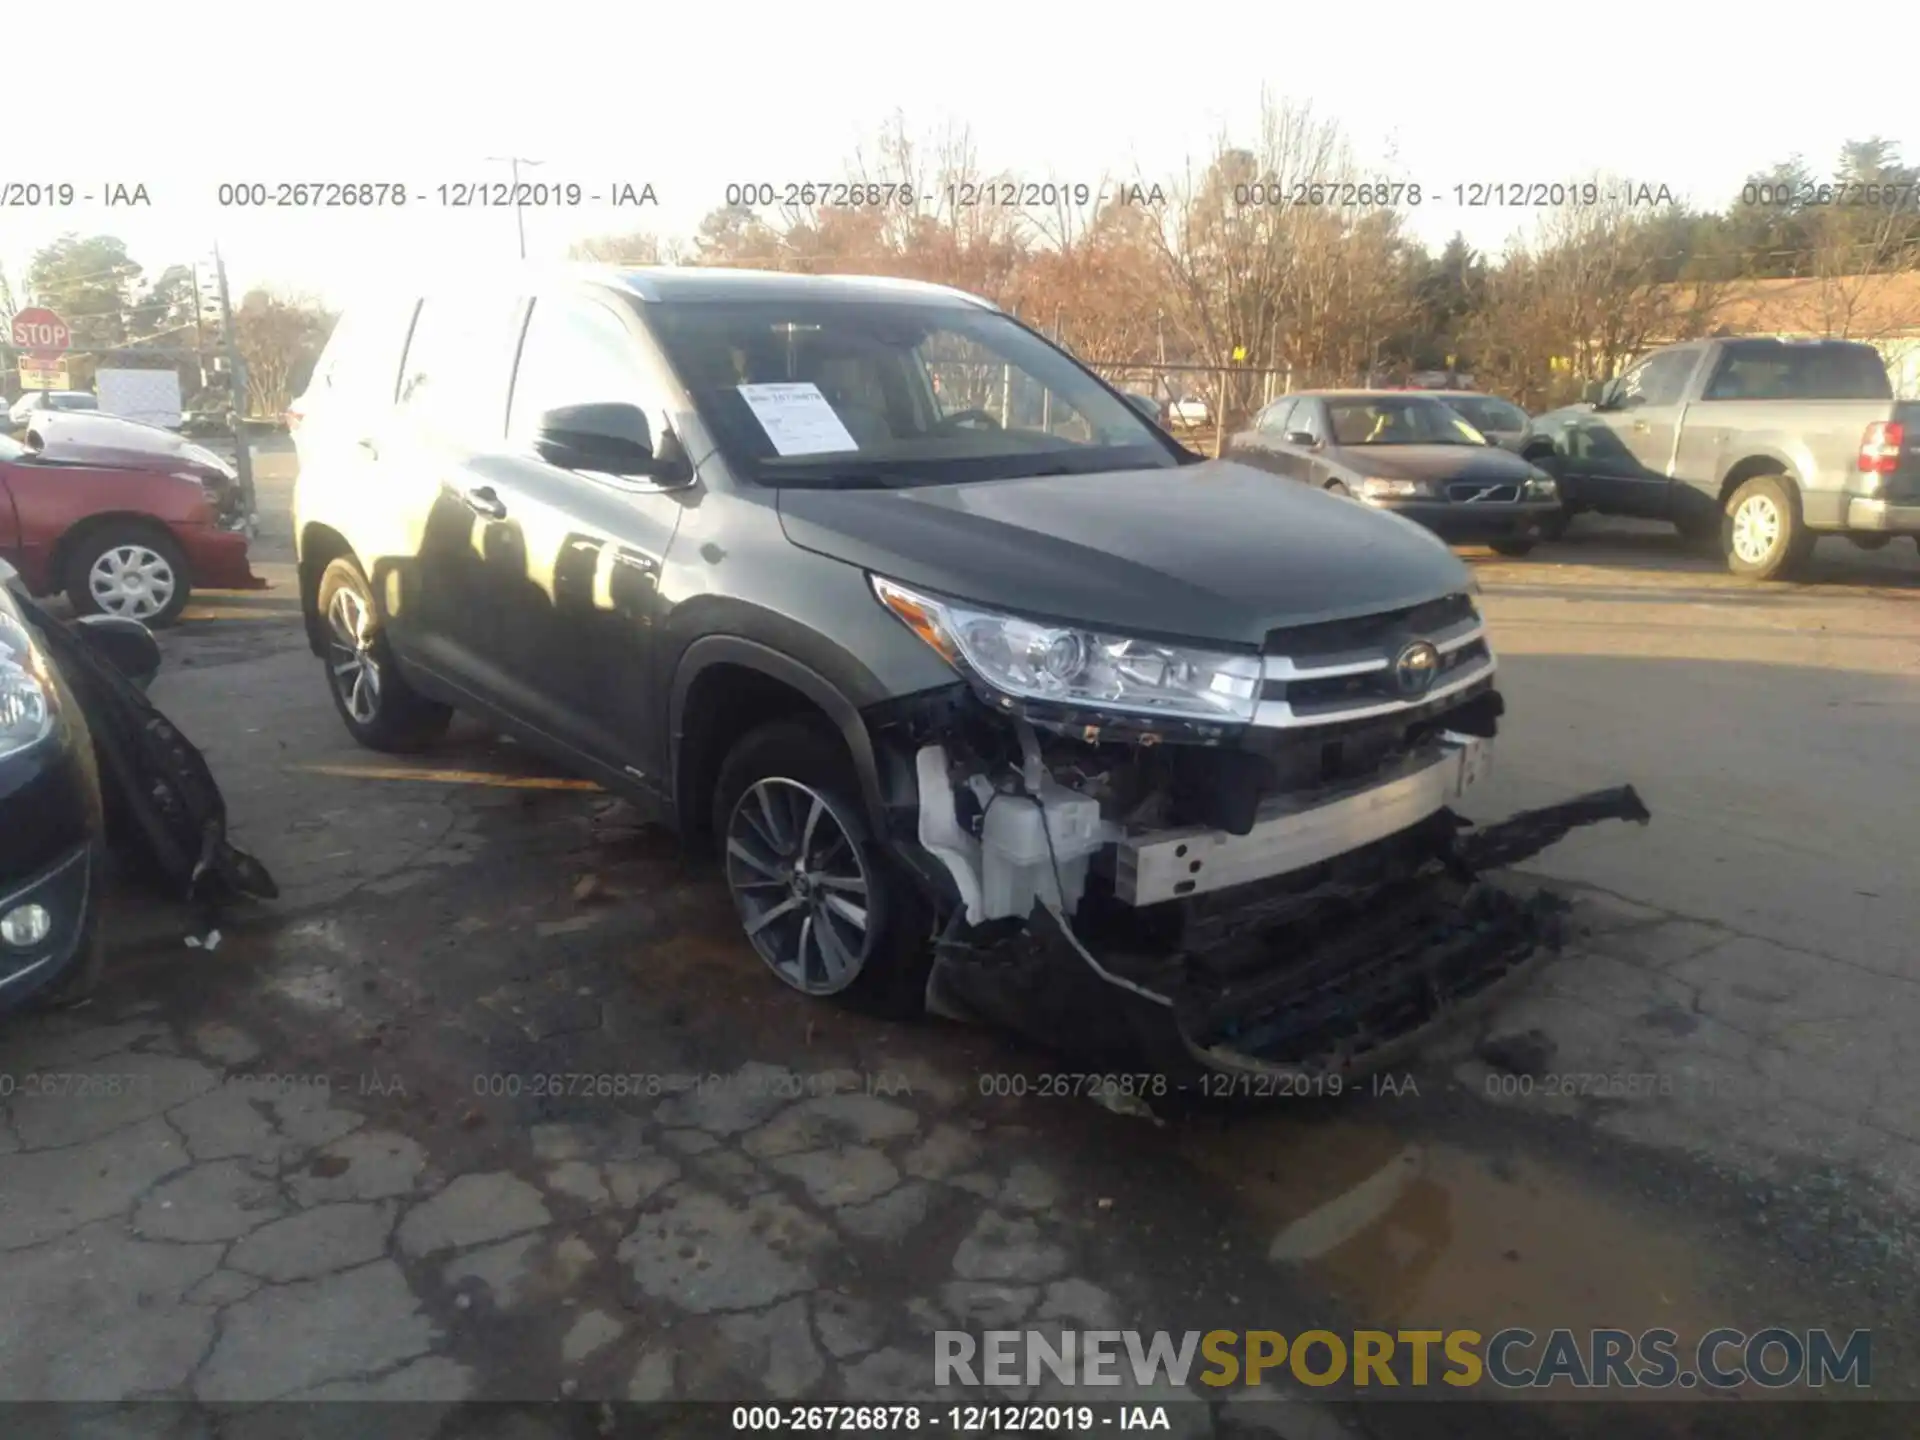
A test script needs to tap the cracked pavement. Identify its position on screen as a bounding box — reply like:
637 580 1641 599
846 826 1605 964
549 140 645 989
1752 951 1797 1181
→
2 472 1917 1432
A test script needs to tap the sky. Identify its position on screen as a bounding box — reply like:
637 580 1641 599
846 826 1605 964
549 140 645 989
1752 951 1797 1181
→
5 0 1915 312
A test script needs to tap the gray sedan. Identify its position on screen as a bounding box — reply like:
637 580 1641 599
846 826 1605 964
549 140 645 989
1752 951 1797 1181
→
1225 390 1563 555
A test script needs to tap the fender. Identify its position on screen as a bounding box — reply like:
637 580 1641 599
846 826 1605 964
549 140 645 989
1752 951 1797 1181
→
668 635 888 833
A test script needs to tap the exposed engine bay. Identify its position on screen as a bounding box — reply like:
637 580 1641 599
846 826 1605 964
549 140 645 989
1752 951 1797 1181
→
867 595 1650 1083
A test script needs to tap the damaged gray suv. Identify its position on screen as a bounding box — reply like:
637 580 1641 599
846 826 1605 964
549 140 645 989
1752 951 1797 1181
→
292 266 1645 1080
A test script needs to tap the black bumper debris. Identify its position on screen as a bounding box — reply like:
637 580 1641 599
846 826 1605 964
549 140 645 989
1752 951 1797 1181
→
928 786 1650 1086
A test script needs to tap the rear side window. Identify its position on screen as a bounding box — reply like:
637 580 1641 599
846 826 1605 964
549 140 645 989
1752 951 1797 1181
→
311 300 419 415
1702 344 1893 401
397 295 527 444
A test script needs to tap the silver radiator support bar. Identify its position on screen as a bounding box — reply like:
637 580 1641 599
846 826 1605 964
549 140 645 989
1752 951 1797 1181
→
1113 734 1492 907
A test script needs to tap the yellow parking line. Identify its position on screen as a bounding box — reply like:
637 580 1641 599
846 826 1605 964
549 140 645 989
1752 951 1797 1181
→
291 763 603 791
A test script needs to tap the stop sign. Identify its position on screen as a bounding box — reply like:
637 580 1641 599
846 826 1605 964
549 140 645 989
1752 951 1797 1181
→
10 307 71 359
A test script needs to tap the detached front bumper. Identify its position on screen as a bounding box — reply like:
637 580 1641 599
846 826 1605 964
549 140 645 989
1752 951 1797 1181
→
928 736 1650 1086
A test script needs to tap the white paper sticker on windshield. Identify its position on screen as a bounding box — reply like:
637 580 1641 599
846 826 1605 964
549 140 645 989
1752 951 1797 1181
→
736 382 859 457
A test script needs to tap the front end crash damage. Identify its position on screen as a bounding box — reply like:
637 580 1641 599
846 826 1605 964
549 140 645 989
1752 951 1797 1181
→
867 672 1649 1085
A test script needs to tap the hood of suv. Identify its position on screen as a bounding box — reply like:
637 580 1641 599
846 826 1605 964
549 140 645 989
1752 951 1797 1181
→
776 459 1473 647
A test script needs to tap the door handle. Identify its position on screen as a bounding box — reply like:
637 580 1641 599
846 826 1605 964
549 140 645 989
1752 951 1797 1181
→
1631 421 1650 433
463 485 507 519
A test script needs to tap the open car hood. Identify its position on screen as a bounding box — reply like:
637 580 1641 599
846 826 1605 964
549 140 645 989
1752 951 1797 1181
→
24 411 235 482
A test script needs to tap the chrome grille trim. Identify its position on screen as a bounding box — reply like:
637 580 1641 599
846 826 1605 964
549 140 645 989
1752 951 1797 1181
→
1253 649 1497 729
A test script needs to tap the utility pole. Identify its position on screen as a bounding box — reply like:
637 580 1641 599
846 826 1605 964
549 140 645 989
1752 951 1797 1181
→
212 246 257 521
189 263 209 393
485 155 544 260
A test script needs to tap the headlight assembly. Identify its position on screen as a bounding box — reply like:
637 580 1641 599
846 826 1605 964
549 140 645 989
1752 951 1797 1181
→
0 591 54 761
872 576 1262 723
1523 473 1559 499
1359 477 1430 500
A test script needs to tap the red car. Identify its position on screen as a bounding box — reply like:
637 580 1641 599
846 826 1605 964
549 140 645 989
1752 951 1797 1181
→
0 412 263 626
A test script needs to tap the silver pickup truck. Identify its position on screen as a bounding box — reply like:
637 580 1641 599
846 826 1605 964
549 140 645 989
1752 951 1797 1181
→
1527 337 1920 579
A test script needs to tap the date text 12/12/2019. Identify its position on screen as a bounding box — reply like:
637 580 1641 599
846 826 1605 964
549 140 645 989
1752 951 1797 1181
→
729 1403 1171 1431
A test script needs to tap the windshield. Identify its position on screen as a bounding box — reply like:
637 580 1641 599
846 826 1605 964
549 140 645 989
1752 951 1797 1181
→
646 298 1179 487
1327 396 1487 447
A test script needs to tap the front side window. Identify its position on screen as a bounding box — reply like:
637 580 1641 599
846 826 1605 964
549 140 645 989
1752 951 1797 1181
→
1326 396 1484 446
397 295 526 443
509 293 673 454
1257 399 1297 435
1614 349 1697 409
645 299 1177 487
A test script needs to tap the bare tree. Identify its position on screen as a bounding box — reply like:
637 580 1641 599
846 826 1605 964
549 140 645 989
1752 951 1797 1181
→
568 232 684 265
234 290 334 417
1149 95 1353 424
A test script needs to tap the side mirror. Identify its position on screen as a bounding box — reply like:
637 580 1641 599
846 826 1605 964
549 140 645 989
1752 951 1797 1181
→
1581 381 1608 407
534 403 684 480
1284 429 1317 447
75 615 162 691
1121 392 1161 421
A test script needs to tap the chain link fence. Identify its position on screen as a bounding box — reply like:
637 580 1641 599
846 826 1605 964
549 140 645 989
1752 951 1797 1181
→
1083 362 1298 455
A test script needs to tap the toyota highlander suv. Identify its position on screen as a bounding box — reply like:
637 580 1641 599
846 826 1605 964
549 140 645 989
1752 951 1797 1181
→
291 266 1644 1080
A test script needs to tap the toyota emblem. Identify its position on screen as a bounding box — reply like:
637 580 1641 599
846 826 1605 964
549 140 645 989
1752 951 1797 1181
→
1392 641 1441 696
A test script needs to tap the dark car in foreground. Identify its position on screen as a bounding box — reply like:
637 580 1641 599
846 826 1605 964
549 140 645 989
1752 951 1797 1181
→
1226 390 1562 555
1527 337 1920 578
290 265 1644 1079
0 411 262 625
1 557 274 1013
0 561 110 1007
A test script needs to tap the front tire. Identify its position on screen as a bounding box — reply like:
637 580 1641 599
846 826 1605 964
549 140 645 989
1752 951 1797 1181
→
1489 532 1537 557
1324 480 1351 498
316 557 451 752
1722 474 1812 580
713 719 932 1019
65 524 190 627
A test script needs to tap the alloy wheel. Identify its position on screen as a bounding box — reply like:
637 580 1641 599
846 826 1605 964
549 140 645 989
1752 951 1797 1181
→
724 778 873 995
1731 494 1782 565
326 586 382 724
88 544 177 620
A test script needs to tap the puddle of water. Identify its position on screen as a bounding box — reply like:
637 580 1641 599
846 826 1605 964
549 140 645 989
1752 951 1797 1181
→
1179 1114 1721 1339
